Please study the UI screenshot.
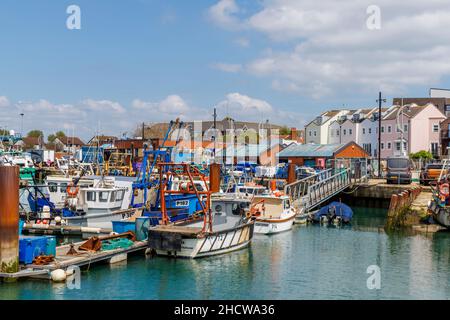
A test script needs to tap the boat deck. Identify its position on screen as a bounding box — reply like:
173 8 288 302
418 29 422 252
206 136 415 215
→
151 225 202 236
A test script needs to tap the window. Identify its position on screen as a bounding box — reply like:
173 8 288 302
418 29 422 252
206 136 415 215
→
117 190 124 201
336 130 339 136
433 124 439 132
388 126 392 133
284 200 290 209
368 128 372 134
48 183 57 193
387 142 392 149
60 183 67 193
343 129 346 135
381 126 385 133
99 192 109 202
110 191 116 202
404 124 408 132
87 191 96 202
349 129 352 135
363 128 366 134
314 131 317 136
309 131 312 137
395 142 401 151
381 143 385 150
431 143 439 156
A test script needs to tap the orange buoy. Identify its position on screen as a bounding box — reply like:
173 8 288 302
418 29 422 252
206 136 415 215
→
66 184 79 197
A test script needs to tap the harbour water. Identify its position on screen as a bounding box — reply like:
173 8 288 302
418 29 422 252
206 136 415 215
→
1 207 449 300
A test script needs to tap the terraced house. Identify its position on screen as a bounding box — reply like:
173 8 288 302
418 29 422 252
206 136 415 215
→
327 108 388 157
304 110 349 144
380 103 446 158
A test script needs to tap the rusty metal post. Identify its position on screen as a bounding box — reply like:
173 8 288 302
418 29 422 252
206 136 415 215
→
287 163 296 184
0 166 19 274
209 163 221 193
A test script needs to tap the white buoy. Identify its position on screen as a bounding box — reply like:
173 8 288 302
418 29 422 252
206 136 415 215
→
54 216 62 224
41 206 51 220
51 269 67 282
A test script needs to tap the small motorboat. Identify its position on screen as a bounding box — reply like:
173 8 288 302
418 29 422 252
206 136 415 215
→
311 202 353 225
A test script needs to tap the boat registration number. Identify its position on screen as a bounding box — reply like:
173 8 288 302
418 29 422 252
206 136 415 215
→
175 200 189 207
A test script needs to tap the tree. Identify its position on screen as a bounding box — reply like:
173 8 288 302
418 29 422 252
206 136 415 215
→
279 126 291 136
48 131 66 143
55 131 66 139
27 130 44 138
410 150 433 160
47 134 56 143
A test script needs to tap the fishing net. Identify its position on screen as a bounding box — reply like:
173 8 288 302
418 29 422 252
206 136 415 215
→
101 238 134 251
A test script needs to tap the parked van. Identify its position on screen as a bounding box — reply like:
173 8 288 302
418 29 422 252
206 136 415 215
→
386 156 412 184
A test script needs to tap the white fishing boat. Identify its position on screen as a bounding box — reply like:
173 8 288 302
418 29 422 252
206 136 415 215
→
45 175 93 209
148 197 254 258
147 162 254 259
250 193 296 235
60 177 130 229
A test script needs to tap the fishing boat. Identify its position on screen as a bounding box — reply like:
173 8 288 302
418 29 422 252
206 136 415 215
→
147 163 254 258
310 201 353 225
250 193 296 234
59 177 130 229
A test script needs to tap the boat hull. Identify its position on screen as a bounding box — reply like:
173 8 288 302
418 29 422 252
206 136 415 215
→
254 214 295 234
148 222 254 258
63 209 134 229
428 200 450 228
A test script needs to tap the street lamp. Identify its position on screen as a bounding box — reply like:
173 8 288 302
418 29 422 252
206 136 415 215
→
395 104 410 157
19 113 24 137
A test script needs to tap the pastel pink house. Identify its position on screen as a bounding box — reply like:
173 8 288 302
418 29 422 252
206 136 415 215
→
380 103 446 158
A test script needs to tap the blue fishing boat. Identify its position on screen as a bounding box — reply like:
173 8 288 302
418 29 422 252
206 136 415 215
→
312 201 353 225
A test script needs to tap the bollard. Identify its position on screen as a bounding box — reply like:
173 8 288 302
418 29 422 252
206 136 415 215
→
209 163 221 193
0 166 19 275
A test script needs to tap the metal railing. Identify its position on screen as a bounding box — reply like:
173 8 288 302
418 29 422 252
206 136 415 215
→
284 168 353 211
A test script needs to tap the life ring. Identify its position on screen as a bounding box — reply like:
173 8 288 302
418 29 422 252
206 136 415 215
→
66 184 79 197
440 183 450 197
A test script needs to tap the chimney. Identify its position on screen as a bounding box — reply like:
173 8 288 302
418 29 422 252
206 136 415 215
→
291 128 298 141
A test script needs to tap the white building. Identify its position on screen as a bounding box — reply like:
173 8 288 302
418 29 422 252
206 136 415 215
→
305 110 349 144
328 108 390 157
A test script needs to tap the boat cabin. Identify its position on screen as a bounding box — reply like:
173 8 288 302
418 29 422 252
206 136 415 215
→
250 196 290 219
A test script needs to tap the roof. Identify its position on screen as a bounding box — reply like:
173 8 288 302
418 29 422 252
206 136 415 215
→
114 139 145 149
57 136 85 146
22 136 41 146
278 143 349 158
382 105 429 121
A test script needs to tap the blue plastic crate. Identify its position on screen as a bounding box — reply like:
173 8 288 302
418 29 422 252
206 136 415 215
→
45 236 56 256
19 236 48 264
135 217 150 241
112 220 136 234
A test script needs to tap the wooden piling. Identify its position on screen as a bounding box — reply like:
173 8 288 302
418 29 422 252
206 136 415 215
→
209 163 221 193
0 166 19 275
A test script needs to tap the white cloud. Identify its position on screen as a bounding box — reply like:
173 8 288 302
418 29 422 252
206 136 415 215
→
132 94 191 115
83 99 126 114
209 0 450 98
208 0 243 30
0 96 10 107
212 62 243 73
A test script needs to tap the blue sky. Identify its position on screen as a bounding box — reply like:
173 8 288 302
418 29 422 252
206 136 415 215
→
1 0 449 140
